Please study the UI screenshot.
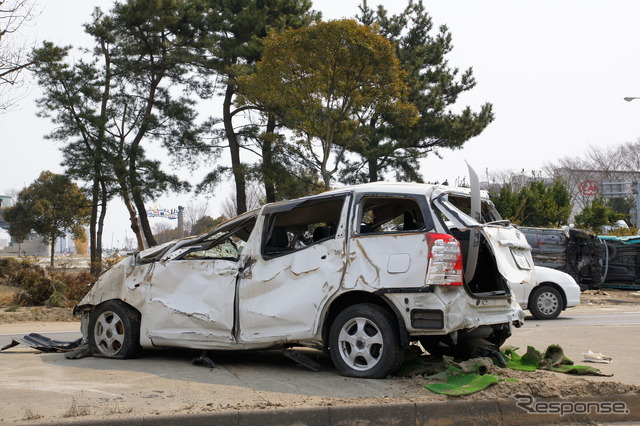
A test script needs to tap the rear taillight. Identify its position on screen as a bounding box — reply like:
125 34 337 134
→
426 233 463 286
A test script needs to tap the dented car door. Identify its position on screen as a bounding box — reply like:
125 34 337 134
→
342 194 433 291
144 259 238 347
236 194 350 344
142 216 257 349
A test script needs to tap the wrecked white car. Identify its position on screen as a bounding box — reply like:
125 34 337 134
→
75 180 533 378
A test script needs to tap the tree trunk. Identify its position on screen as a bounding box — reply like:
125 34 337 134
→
49 236 56 268
92 37 110 275
95 178 108 274
128 142 157 248
262 114 276 203
89 175 99 276
223 82 247 214
133 190 156 247
114 165 146 250
368 157 379 183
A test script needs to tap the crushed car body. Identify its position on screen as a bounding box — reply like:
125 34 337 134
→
520 226 606 289
521 227 640 290
598 234 640 287
74 178 533 378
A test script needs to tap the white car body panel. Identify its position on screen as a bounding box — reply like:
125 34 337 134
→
519 265 581 310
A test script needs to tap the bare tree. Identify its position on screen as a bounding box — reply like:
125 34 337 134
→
151 221 179 245
183 201 209 235
486 169 543 192
0 0 36 112
544 141 640 221
220 181 264 220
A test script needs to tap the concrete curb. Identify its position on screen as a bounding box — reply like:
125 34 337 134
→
58 393 640 425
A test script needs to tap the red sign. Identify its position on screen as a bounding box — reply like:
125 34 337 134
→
578 180 599 196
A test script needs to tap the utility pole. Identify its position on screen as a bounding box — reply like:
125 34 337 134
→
177 206 185 238
635 181 640 229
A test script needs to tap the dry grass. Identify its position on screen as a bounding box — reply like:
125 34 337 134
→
63 398 91 418
22 409 43 420
0 284 18 307
105 402 133 415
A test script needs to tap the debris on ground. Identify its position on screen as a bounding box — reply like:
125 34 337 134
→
582 350 613 364
424 356 517 396
503 345 612 376
65 343 91 359
192 350 216 368
283 349 321 372
0 333 81 353
405 343 616 396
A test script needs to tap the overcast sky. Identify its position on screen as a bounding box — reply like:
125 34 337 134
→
2 0 640 248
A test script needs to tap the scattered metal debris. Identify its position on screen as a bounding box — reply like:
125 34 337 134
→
1 333 82 353
192 350 216 368
283 349 321 372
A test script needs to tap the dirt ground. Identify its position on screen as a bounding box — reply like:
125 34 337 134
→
0 287 639 422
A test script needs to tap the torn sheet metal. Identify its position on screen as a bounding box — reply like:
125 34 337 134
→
1 333 82 353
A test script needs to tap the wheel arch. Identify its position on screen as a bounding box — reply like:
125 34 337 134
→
529 282 567 310
321 291 410 348
75 298 142 318
87 299 143 359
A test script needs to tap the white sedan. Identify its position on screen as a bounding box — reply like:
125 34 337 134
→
515 266 581 320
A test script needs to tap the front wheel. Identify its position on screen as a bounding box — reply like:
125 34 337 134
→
88 300 141 359
529 286 563 320
329 303 404 378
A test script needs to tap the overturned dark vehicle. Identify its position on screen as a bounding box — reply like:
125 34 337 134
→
520 227 605 289
521 227 640 289
598 235 640 287
74 179 533 378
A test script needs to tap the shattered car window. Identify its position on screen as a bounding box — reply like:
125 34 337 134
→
173 214 256 261
262 195 347 257
357 196 427 233
182 235 245 261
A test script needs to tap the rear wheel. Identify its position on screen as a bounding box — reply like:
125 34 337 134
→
88 300 141 359
329 303 404 378
529 286 563 320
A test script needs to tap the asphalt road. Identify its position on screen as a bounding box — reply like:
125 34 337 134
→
0 311 638 424
523 311 640 327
